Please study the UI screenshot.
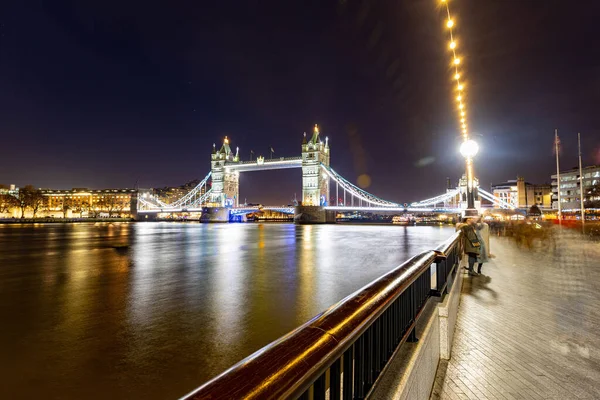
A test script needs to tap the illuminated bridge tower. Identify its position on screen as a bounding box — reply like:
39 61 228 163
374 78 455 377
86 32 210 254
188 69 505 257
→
210 137 240 207
301 124 330 206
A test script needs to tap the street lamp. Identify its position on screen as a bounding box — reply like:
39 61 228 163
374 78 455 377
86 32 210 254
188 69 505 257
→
459 139 479 217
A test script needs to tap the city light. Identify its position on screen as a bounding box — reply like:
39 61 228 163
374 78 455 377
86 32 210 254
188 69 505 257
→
457 84 463 90
454 58 460 65
447 19 454 28
457 95 462 101
454 73 460 80
449 41 456 49
460 139 479 158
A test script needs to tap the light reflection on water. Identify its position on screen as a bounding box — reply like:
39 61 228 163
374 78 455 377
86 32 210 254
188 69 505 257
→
0 222 452 399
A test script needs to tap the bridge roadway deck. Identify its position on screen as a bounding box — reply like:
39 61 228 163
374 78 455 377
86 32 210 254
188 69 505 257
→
430 231 600 400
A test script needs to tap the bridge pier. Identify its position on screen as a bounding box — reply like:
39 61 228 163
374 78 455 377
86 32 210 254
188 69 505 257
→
293 206 336 224
199 207 230 223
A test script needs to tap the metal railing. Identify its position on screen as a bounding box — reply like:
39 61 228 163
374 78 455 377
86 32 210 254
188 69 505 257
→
181 232 461 400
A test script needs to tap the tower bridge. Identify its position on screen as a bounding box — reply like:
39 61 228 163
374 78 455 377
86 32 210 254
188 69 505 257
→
136 124 515 221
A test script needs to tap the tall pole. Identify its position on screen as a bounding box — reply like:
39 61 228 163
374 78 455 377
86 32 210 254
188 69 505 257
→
578 132 585 225
555 129 561 221
466 158 475 210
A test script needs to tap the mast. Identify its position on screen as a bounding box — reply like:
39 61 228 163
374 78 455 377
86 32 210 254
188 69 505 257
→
578 132 585 225
555 129 561 222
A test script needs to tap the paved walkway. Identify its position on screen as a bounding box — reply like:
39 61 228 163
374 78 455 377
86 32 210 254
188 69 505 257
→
431 230 600 400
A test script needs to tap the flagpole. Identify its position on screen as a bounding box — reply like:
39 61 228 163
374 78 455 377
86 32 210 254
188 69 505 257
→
578 132 585 227
555 129 561 222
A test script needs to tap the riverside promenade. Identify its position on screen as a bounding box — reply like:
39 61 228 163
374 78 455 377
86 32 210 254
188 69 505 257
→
431 229 600 399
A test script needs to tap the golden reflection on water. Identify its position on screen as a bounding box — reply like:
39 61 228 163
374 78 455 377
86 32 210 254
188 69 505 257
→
0 222 453 400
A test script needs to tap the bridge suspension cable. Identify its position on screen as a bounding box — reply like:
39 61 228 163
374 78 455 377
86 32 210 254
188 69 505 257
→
137 172 212 211
320 164 401 208
167 172 212 208
410 189 460 207
478 188 516 210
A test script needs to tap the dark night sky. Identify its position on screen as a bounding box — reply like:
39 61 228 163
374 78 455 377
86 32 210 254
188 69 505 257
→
1 1 599 204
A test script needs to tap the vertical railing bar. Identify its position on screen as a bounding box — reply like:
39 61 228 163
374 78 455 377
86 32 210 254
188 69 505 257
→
314 372 326 400
330 358 341 400
354 334 365 398
364 327 373 391
298 388 309 400
342 346 353 400
374 318 381 375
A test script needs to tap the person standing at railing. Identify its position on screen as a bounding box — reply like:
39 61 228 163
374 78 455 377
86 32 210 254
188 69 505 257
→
475 218 490 274
458 218 481 276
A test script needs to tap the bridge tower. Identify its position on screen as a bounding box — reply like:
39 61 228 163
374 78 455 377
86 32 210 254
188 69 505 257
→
301 124 330 206
210 137 240 207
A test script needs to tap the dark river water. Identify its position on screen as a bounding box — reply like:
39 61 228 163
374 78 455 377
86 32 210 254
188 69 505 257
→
0 222 452 399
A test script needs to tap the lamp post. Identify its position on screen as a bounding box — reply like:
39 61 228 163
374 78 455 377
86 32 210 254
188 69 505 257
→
460 139 479 217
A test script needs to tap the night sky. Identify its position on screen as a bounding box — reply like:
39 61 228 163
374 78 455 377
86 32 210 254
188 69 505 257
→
1 1 599 204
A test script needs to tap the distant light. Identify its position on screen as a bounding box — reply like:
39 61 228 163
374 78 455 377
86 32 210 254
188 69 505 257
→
447 19 454 28
459 104 464 109
461 118 465 123
457 95 462 101
457 84 464 90
449 41 456 49
454 58 460 65
460 139 479 158
461 111 465 116
454 73 460 80
224 136 229 144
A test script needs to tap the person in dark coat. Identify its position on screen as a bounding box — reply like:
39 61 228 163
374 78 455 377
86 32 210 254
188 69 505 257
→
460 218 481 276
475 219 490 274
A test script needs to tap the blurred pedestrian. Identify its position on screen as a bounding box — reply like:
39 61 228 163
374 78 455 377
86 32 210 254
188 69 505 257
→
460 217 481 276
475 218 490 274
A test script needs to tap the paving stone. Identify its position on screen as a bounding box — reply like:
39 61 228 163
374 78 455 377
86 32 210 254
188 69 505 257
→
430 232 600 400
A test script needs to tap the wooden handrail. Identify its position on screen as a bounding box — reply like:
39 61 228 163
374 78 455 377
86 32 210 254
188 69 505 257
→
180 242 455 400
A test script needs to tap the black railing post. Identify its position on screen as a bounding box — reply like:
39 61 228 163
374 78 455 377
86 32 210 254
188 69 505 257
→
354 334 365 398
407 284 418 343
342 347 353 400
330 358 341 400
313 373 326 400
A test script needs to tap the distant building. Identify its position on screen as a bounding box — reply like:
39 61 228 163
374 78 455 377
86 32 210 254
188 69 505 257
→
41 188 137 218
551 165 600 210
491 177 552 209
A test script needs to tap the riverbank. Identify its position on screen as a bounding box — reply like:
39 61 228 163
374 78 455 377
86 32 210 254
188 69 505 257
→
0 217 134 224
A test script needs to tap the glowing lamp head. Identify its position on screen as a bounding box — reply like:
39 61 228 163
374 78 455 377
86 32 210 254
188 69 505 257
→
314 124 319 134
224 136 229 144
449 41 456 50
454 73 460 80
460 139 479 158
447 19 454 28
454 58 460 65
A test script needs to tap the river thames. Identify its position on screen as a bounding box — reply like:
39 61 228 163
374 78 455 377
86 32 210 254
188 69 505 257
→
0 222 452 399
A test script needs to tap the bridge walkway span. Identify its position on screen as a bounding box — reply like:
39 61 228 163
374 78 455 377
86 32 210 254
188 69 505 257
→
432 233 600 399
